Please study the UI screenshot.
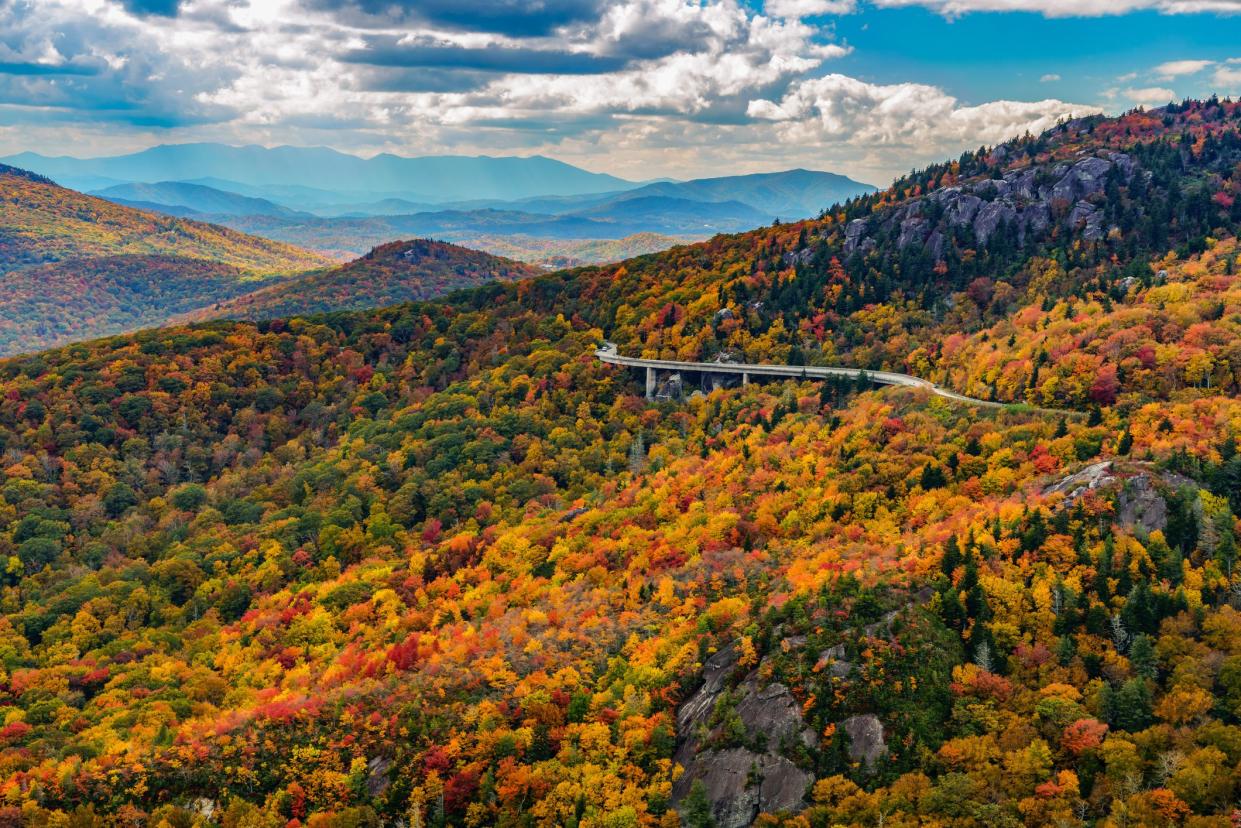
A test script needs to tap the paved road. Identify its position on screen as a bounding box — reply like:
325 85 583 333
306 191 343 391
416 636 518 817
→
595 342 1079 416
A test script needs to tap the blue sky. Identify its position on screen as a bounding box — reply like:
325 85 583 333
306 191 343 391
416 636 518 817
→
0 0 1239 184
829 6 1241 104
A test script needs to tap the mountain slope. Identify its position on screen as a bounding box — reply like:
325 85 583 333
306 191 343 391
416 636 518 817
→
0 164 332 354
2 143 640 201
0 255 268 355
0 163 329 273
92 181 304 217
2 100 1241 827
179 238 541 322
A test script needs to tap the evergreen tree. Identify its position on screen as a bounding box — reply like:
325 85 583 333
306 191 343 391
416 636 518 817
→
1129 634 1158 680
682 781 716 828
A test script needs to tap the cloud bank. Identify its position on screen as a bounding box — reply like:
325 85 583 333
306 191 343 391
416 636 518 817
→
0 0 1103 182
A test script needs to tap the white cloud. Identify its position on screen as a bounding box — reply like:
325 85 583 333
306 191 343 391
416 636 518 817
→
1123 86 1177 105
747 73 1095 172
1039 73 1060 82
1214 65 1241 88
765 0 857 17
1153 58 1214 78
870 0 1241 16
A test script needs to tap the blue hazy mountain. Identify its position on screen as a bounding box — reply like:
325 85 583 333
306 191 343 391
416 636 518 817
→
1 144 640 202
612 169 876 219
504 169 877 221
91 181 306 218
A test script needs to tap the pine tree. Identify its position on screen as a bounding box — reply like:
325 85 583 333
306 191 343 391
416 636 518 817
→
682 781 716 828
941 535 962 576
1129 634 1158 679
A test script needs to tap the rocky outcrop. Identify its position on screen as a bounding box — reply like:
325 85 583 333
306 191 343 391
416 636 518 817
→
1115 474 1168 535
841 714 887 770
1044 461 1200 535
1043 460 1115 500
846 151 1136 259
672 644 816 828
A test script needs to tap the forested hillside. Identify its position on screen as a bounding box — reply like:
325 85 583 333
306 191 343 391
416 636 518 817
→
177 239 541 323
0 165 326 273
0 165 333 355
2 101 1241 828
0 256 272 356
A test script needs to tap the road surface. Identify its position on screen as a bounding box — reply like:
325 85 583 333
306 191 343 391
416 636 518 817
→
594 342 1078 416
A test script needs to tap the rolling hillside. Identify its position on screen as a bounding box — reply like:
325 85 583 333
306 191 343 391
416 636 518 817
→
178 238 541 322
0 164 332 354
0 255 267 355
0 163 328 273
2 101 1241 828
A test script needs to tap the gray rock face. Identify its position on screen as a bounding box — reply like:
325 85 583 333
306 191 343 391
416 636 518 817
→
898 217 929 250
973 201 1016 247
783 248 815 267
1043 461 1115 500
842 714 887 770
938 190 982 226
1045 461 1200 536
1116 474 1168 534
366 756 392 798
673 644 817 828
844 151 1132 257
675 749 813 828
844 218 869 254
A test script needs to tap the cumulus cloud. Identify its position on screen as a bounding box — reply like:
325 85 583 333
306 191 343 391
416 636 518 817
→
1123 86 1178 105
748 74 1093 148
1215 64 1241 88
0 0 1208 183
764 0 857 17
304 0 607 35
1153 58 1214 78
1040 73 1061 82
870 0 1241 15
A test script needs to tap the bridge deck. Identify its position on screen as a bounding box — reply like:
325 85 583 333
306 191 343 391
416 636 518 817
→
594 344 1079 416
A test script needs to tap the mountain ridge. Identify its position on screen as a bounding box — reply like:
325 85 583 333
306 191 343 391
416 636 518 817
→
2 143 641 202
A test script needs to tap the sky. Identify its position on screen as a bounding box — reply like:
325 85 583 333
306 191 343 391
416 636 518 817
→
0 0 1239 186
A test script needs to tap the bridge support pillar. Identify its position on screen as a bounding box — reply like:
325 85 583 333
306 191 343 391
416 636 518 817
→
742 372 750 386
645 366 655 400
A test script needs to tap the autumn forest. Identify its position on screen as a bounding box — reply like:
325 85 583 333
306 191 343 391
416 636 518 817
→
2 100 1241 828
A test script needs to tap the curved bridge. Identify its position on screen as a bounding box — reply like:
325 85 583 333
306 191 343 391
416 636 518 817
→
595 342 1078 416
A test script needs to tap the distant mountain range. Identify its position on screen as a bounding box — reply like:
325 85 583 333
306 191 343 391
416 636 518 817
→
0 163 326 274
0 163 543 355
0 144 877 269
94 181 306 218
1 144 639 203
55 158 875 264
